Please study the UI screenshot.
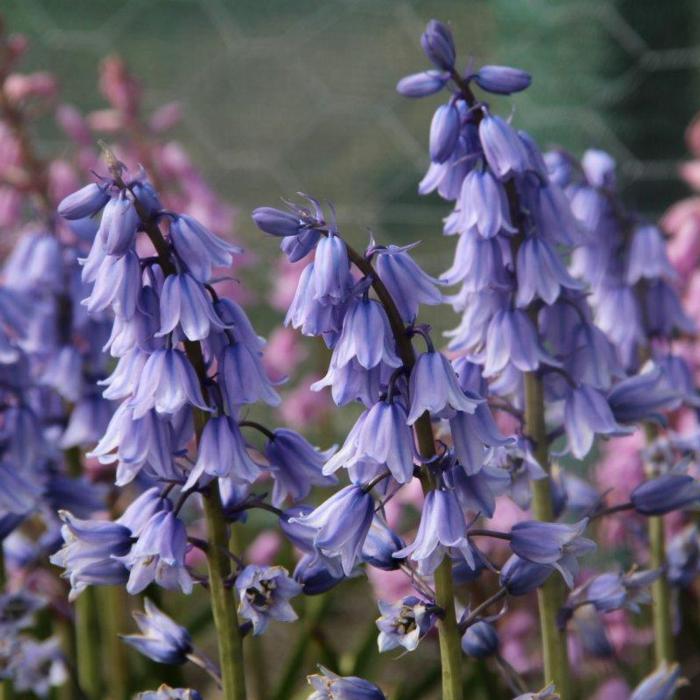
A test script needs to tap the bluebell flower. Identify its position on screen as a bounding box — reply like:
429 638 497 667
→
60 393 113 448
97 192 139 256
407 350 481 424
516 236 582 307
265 429 337 507
582 569 660 614
307 666 386 700
626 224 676 285
631 662 685 700
564 384 631 459
4 636 68 697
499 554 554 595
325 400 414 484
312 359 387 407
375 245 442 323
483 309 557 377
581 148 617 189
281 228 321 262
420 19 455 71
376 597 435 652
509 520 595 587
39 345 83 402
607 366 681 424
58 182 111 220
644 279 695 337
441 234 507 290
419 130 477 201
252 207 306 237
394 489 476 573
291 485 374 576
169 214 241 282
123 509 193 595
361 517 406 570
235 565 302 635
631 473 700 515
396 70 449 98
666 524 700 587
474 64 532 95
157 273 228 342
117 487 168 536
293 554 345 595
429 103 460 163
331 297 401 370
313 234 351 306
121 599 192 665
445 288 508 353
184 415 260 490
83 250 141 318
128 348 210 418
136 687 202 700
0 592 45 636
478 114 530 180
657 354 700 406
528 180 580 246
219 342 281 409
461 620 499 658
448 464 510 518
565 322 623 391
50 511 132 600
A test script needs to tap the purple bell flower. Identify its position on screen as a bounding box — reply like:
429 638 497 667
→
474 64 532 95
631 473 700 516
441 234 507 290
121 599 192 665
407 350 481 424
290 485 374 576
393 489 476 573
50 511 132 600
235 565 302 635
0 462 41 518
478 114 530 180
419 129 478 201
509 519 595 587
429 103 460 163
97 193 139 256
58 182 111 220
83 250 141 319
293 554 345 595
516 236 583 307
449 406 514 475
252 206 305 237
219 342 281 409
157 273 228 341
60 394 113 449
607 366 681 424
307 666 386 700
376 597 435 652
265 429 337 507
312 358 390 408
499 554 554 596
129 348 210 418
123 509 193 595
625 224 676 285
566 323 623 391
448 463 511 518
137 687 202 700
313 234 351 306
396 70 449 98
631 662 684 700
331 297 401 370
461 620 499 658
184 415 259 490
375 245 442 323
281 228 321 262
564 384 631 459
117 487 169 536
644 279 695 338
361 517 406 570
421 19 455 71
582 148 617 190
170 214 241 282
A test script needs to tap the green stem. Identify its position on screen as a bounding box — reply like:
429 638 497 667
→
202 491 247 700
524 371 571 699
99 586 129 700
0 550 11 700
434 556 465 700
649 515 674 664
75 588 102 699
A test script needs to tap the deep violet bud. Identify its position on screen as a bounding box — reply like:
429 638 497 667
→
252 207 304 237
564 384 631 459
264 428 337 507
184 415 259 490
516 236 582 307
430 103 460 163
509 519 595 587
58 182 110 220
235 565 302 635
361 517 406 570
393 489 476 573
375 245 442 323
376 597 435 652
128 348 210 418
123 510 193 595
474 65 532 95
479 114 530 180
332 297 401 370
97 193 139 256
307 667 386 700
630 662 685 700
421 19 455 70
50 512 132 600
313 234 351 305
630 473 700 516
293 554 345 595
461 620 499 658
499 554 554 596
170 214 241 282
136 687 202 700
121 599 192 665
396 70 449 98
157 273 227 341
291 485 374 576
407 350 481 424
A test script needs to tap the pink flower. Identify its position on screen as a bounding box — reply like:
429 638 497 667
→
263 327 308 382
277 375 331 430
246 531 282 566
592 678 630 700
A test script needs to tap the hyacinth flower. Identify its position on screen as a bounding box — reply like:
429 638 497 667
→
376 597 436 652
137 688 203 700
306 667 386 700
630 663 686 700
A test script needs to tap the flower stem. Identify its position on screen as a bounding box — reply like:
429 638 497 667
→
75 587 103 699
524 371 571 699
202 490 247 700
649 514 674 663
0 551 11 700
99 586 129 700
